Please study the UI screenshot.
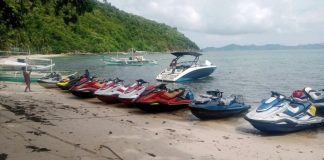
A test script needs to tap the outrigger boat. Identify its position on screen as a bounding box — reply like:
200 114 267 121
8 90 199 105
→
0 56 55 82
102 50 157 66
0 58 55 71
156 52 216 82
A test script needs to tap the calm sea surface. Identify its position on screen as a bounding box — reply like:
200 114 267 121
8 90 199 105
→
52 49 324 107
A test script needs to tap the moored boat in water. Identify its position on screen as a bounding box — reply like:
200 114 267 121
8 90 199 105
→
156 51 216 82
102 50 157 66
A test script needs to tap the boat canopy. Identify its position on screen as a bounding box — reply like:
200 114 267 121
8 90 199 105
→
171 52 202 57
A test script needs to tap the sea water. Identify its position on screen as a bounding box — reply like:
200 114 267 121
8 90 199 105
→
52 49 324 106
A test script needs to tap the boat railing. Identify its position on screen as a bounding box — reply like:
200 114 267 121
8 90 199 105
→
0 50 30 56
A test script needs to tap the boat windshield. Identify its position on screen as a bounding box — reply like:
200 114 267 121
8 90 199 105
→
173 56 199 69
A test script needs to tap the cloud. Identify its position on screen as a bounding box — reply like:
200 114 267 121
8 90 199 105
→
104 0 324 47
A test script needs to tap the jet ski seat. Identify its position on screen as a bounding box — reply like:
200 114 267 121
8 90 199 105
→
218 98 231 106
161 88 185 99
206 90 223 98
283 98 311 116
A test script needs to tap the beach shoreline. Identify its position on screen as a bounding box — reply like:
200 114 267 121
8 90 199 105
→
0 81 324 160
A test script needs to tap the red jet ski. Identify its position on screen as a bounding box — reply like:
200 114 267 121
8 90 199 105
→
70 78 105 98
95 78 127 104
133 84 194 112
118 79 155 106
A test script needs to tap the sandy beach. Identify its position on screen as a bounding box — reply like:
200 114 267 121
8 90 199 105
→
0 82 324 160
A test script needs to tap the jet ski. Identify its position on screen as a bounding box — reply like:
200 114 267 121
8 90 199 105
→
292 87 324 114
57 75 88 90
70 77 105 98
95 78 127 104
118 79 154 106
37 72 62 88
56 73 78 90
245 91 324 133
189 90 250 119
133 84 194 112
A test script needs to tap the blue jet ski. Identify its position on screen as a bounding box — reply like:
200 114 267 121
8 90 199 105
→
245 91 324 133
189 90 251 119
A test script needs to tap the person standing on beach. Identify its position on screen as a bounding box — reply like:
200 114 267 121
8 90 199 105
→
22 67 32 92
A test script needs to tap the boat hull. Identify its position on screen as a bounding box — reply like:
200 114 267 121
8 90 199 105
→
156 66 216 82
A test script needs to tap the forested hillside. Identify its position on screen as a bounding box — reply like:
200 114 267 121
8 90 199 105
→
0 0 199 53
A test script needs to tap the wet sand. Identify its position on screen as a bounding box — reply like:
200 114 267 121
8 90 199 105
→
1 82 324 160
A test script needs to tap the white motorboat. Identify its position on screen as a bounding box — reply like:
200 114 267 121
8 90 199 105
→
156 52 216 82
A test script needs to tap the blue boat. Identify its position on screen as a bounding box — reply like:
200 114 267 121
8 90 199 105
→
245 91 324 133
189 90 250 119
156 52 216 82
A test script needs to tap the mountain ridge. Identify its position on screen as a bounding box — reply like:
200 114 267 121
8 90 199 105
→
202 43 324 52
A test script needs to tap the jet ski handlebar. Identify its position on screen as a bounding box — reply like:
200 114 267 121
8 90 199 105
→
113 78 124 83
271 91 286 99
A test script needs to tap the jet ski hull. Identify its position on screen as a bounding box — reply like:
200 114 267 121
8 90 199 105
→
96 94 120 104
57 78 81 90
134 102 188 113
190 105 250 119
71 90 95 98
37 80 58 88
244 117 323 133
119 98 134 106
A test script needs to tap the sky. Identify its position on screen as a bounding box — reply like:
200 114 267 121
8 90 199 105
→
104 0 324 48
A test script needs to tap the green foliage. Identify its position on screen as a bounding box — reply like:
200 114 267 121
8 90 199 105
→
0 0 199 53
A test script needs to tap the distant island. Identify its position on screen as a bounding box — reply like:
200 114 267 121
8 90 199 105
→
202 43 324 52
